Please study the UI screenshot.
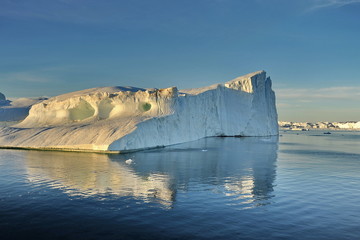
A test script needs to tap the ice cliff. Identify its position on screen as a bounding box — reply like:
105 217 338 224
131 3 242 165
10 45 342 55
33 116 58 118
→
0 71 278 152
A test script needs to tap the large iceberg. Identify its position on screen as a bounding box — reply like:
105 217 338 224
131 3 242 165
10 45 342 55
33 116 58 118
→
0 71 278 152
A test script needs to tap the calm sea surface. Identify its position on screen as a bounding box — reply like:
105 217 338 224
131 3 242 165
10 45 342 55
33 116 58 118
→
0 130 359 239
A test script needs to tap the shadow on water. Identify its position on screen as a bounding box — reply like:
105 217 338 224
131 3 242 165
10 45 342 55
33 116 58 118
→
23 136 279 208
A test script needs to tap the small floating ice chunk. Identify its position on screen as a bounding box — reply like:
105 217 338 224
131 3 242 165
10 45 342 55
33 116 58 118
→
125 159 133 164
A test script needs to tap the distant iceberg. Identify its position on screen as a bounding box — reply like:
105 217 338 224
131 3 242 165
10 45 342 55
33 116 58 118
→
0 71 278 152
279 121 360 130
0 92 46 122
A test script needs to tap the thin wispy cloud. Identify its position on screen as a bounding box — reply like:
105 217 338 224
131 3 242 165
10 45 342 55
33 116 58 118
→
0 65 71 84
276 86 360 121
308 0 360 11
0 72 51 83
276 86 360 101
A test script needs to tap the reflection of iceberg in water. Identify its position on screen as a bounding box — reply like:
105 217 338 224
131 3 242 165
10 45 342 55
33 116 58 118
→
25 151 174 206
119 136 279 209
25 136 278 209
222 137 278 208
224 176 256 204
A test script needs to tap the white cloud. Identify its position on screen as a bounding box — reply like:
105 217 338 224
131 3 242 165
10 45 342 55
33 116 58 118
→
308 0 360 11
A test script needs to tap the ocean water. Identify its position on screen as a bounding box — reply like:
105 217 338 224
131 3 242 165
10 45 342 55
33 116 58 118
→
0 130 359 239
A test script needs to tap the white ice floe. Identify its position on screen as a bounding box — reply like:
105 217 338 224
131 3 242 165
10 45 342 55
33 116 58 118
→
125 159 133 164
0 71 278 152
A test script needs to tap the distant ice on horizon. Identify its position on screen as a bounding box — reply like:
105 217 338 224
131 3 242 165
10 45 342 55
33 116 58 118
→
0 92 47 122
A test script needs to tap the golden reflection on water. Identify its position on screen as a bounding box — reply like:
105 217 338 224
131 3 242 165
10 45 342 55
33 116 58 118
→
25 151 173 206
23 137 278 209
224 176 255 201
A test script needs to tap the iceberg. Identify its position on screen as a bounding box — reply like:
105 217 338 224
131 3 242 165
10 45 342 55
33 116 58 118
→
0 92 46 122
0 71 278 152
278 121 360 130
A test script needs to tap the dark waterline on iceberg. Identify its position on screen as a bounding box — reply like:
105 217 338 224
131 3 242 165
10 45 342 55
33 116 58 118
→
0 131 359 239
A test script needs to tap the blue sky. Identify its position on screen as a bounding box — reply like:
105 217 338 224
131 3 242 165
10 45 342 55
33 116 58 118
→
1 0 359 121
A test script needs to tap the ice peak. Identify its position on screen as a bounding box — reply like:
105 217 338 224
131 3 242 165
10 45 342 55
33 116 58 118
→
224 70 267 93
239 70 266 78
181 70 268 95
227 70 266 83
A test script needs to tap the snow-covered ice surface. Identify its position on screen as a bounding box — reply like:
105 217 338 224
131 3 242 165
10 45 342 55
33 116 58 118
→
0 71 278 152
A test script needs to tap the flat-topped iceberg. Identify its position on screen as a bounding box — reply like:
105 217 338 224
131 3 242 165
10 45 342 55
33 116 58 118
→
0 71 278 152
